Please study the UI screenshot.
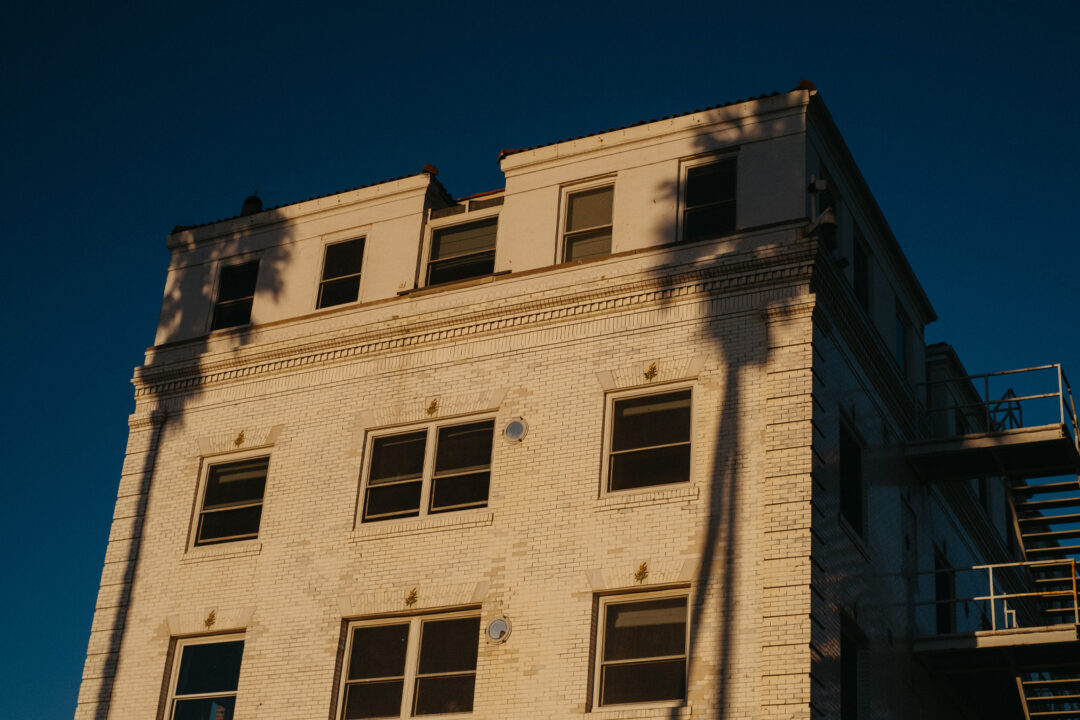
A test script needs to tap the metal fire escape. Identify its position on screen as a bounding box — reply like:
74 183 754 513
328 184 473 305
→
906 362 1080 719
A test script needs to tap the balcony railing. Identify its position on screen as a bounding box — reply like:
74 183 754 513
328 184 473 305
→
923 364 1079 450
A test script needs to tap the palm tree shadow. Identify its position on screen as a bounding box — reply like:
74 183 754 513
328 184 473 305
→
84 201 294 719
639 96 814 720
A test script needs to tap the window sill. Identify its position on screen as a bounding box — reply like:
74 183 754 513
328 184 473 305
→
596 485 699 512
587 703 691 719
349 510 494 541
181 541 262 564
838 514 872 563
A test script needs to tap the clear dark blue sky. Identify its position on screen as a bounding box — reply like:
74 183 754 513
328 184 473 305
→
2 2 1077 716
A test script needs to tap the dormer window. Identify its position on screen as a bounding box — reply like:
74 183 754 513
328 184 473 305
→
211 260 259 330
681 157 736 243
317 238 365 309
562 184 614 261
426 218 497 286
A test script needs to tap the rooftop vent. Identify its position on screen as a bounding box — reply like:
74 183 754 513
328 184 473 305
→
240 191 263 216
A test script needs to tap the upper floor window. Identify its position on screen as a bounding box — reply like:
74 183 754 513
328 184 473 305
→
853 230 870 312
426 218 497 286
605 388 692 493
838 422 864 537
562 184 613 262
339 611 480 718
361 419 494 522
894 305 912 375
682 158 736 243
594 592 688 707
165 636 244 720
211 260 259 330
318 238 365 309
194 456 269 546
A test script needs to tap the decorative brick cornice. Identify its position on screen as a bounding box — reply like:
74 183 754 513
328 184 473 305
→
135 240 818 400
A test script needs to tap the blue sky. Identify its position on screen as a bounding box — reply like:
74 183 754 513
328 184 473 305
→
1 1 1077 717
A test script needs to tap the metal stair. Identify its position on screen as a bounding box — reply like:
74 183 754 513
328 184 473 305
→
1012 477 1080 562
1020 670 1080 719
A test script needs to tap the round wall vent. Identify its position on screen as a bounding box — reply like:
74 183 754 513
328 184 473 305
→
503 418 528 443
486 617 511 644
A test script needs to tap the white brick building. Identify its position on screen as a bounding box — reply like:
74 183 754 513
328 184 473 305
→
77 85 1080 719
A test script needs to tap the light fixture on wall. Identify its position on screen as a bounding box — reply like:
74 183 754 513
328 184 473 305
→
486 616 511 643
504 418 528 443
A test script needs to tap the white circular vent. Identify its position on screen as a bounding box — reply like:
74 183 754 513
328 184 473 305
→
486 617 511 643
504 418 528 442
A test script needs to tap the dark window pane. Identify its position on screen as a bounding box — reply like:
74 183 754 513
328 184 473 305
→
211 299 254 330
217 262 259 302
840 632 858 719
611 391 691 452
364 481 422 520
348 624 410 680
565 229 612 261
853 233 869 311
601 659 685 705
683 204 735 243
434 421 494 474
426 251 496 285
417 617 480 674
323 239 365 280
566 186 613 232
430 472 489 512
685 161 735 208
318 276 361 309
609 445 690 491
431 219 497 261
604 598 687 661
413 675 475 716
370 432 426 484
175 641 244 695
343 680 405 719
196 505 262 545
839 424 863 535
173 696 236 720
203 459 268 508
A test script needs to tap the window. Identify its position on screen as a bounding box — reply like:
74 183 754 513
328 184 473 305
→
362 419 494 522
211 260 259 330
894 306 911 375
682 158 736 243
605 389 692 493
934 547 956 634
194 457 268 546
840 627 859 720
852 231 870 312
838 422 863 536
562 185 613 261
165 636 244 720
426 218 497 286
594 593 688 707
319 238 365 308
339 611 480 719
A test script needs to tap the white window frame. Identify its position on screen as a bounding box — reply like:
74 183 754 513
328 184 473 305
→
337 608 482 719
316 233 368 310
677 153 738 245
358 416 496 524
592 589 690 710
556 176 616 264
188 448 271 550
600 383 695 497
419 207 501 289
209 254 261 331
164 633 245 720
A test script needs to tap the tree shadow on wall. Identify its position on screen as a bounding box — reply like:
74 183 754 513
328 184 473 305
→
87 202 294 719
637 96 817 720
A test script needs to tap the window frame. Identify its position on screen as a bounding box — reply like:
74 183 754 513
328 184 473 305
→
188 449 271 549
210 257 260 331
678 153 738 245
358 416 496 524
337 608 482 719
557 177 615 263
317 236 367 310
163 633 245 720
592 589 690 710
837 418 865 538
600 384 695 497
420 208 500 288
